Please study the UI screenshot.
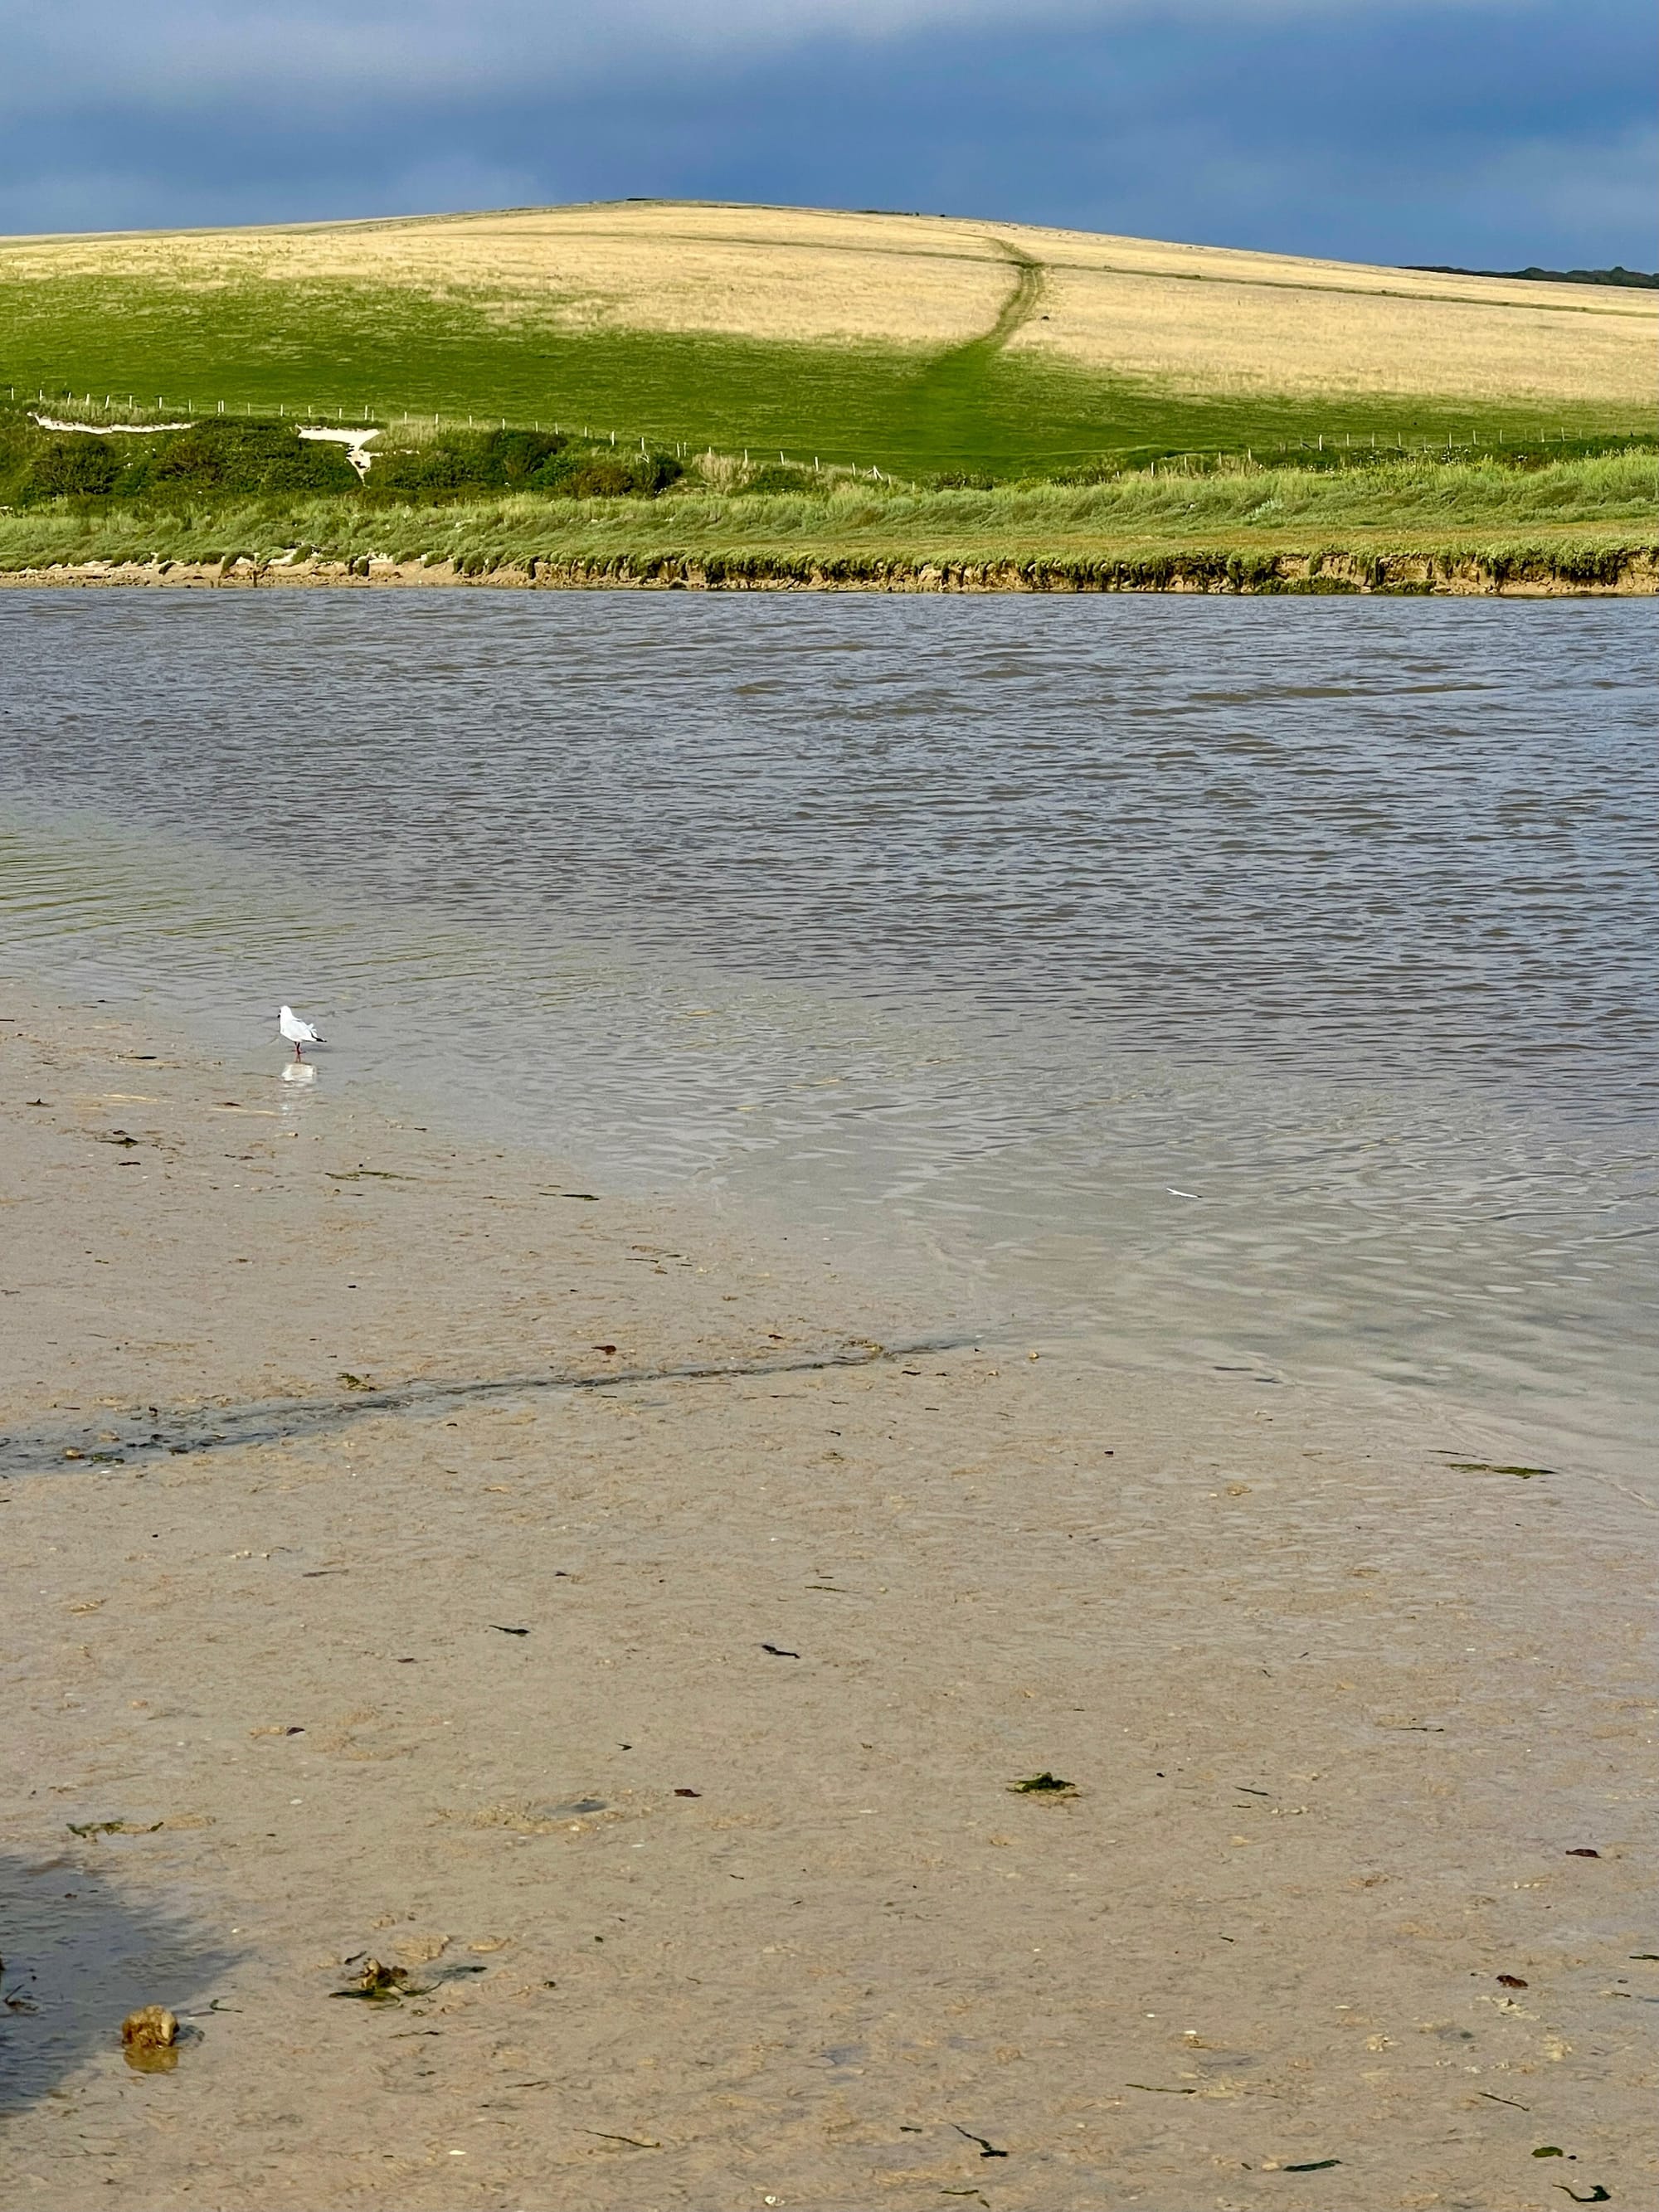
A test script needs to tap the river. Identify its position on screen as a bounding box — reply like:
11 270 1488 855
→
2 589 1653 1493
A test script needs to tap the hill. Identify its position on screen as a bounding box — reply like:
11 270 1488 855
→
3 201 1653 478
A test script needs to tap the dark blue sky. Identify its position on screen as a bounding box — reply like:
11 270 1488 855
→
3 0 1654 268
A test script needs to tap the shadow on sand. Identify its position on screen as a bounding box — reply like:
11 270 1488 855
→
0 1845 236 2114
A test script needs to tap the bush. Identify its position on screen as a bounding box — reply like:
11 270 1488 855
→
0 411 359 508
139 421 359 498
742 463 817 494
0 406 689 513
540 450 682 498
485 426 568 484
366 428 682 504
26 435 124 497
367 428 562 502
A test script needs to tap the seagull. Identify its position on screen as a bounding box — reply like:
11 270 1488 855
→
278 1004 324 1060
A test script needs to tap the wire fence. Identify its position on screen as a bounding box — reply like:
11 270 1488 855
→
7 384 901 484
7 382 1652 488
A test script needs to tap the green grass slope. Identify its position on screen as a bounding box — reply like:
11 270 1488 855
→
4 265 1649 482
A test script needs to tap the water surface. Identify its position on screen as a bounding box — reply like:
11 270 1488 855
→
2 591 1653 1490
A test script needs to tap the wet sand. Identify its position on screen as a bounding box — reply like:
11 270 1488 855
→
1 992 1652 2210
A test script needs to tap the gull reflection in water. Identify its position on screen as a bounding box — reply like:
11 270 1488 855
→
279 1061 318 1115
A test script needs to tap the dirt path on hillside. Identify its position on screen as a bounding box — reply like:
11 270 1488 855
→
980 238 1046 350
884 236 1048 470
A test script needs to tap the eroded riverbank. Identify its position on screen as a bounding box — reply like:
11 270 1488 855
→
2 540 1655 593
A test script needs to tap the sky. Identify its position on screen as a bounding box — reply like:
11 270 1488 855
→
2 0 1654 268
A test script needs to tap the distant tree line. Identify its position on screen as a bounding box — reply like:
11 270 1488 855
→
1408 264 1659 289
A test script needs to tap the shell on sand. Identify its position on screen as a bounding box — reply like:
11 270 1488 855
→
121 2004 179 2071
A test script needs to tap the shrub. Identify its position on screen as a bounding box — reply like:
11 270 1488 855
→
366 428 681 504
742 463 816 494
487 427 568 485
368 428 557 501
535 448 683 498
0 412 359 507
26 435 124 497
139 421 359 499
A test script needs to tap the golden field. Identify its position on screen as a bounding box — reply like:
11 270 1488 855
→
7 198 1652 407
5 200 1654 482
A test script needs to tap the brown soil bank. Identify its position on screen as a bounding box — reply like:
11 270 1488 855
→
2 542 1655 594
1 991 1654 2210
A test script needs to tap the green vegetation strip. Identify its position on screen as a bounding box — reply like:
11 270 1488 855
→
1 443 1652 591
0 411 681 510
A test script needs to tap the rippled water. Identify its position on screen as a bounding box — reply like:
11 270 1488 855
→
2 591 1654 1487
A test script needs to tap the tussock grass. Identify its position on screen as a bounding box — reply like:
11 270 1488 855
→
2 451 1650 583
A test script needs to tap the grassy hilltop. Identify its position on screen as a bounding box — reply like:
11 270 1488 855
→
1 200 1654 588
5 199 1654 474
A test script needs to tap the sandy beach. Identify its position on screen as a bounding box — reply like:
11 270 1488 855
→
1 987 1653 2210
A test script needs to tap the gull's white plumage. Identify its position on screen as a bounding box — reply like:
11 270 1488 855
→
278 1004 324 1058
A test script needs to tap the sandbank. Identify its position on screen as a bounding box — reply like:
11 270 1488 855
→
1 988 1652 2209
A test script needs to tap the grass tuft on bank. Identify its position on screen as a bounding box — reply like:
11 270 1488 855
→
0 444 1651 581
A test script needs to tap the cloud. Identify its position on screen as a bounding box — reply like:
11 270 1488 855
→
0 0 1512 120
1458 124 1659 255
3 1 1073 116
0 0 1649 265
